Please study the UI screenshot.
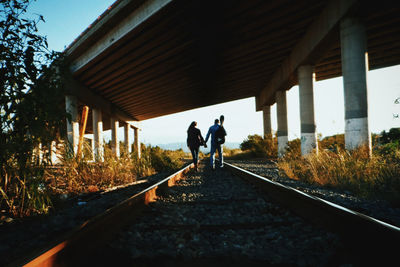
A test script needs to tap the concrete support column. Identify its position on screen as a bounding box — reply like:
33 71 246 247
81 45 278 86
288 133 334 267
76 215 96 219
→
92 108 104 161
65 95 79 155
340 17 371 151
50 141 57 165
298 65 318 155
34 143 43 165
111 117 120 158
276 90 288 157
262 105 272 138
90 135 95 160
124 123 132 154
134 128 141 159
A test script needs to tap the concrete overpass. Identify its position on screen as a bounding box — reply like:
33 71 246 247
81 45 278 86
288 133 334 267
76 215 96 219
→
62 0 400 160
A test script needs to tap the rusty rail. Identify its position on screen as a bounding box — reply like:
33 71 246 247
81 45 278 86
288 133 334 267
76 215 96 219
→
224 162 400 265
10 163 194 267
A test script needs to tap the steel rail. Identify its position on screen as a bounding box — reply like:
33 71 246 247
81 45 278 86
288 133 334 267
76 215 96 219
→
9 163 194 267
224 162 400 265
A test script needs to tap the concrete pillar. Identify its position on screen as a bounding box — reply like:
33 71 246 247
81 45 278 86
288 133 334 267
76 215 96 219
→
134 128 141 159
111 117 120 158
50 141 57 165
262 105 272 138
34 143 43 165
92 108 104 161
276 90 288 157
90 134 95 161
65 95 79 155
340 17 371 151
124 123 132 154
298 65 318 155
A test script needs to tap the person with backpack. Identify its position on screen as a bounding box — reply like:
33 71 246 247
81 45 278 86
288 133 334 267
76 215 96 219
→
205 115 227 170
187 121 206 171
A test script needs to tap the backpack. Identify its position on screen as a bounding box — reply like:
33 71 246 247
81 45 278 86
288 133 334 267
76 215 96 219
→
215 125 226 145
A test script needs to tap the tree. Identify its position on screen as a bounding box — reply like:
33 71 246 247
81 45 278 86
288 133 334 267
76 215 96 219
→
0 0 68 216
380 128 400 144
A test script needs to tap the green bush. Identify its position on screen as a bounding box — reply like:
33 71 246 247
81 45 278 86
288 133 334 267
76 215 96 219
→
284 138 301 159
379 128 400 144
141 146 188 173
319 134 345 152
239 134 277 158
1 1 67 217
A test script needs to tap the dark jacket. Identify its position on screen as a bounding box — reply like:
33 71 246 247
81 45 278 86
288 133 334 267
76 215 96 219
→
216 125 227 145
187 127 205 148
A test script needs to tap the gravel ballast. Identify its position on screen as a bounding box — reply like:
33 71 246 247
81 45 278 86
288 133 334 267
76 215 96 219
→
98 162 352 266
227 159 400 228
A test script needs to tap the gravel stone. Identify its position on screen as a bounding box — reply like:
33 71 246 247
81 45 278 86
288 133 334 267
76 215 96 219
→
228 159 400 227
100 162 348 265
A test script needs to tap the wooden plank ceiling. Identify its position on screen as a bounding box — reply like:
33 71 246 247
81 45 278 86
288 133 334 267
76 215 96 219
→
67 0 400 122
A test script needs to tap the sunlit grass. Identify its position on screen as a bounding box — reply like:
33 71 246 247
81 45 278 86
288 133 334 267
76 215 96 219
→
225 133 400 204
1 143 190 218
278 145 400 203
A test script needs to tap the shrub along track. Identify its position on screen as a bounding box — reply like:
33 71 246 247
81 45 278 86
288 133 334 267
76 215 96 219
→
12 161 400 266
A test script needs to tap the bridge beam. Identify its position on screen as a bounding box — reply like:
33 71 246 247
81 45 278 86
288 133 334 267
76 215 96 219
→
298 65 318 155
67 0 173 73
257 0 356 110
65 95 79 155
65 74 136 123
93 108 104 161
276 90 288 157
340 17 371 152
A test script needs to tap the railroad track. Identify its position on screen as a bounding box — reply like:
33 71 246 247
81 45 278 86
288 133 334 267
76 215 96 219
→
12 161 400 266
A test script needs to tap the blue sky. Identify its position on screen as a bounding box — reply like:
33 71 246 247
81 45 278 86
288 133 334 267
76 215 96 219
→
27 0 400 145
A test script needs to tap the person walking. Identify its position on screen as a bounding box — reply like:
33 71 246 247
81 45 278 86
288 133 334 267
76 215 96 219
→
187 121 206 171
205 116 226 170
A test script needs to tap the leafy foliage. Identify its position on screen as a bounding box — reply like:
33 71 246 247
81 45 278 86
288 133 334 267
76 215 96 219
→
239 134 277 158
379 128 400 145
145 146 188 173
1 0 67 217
319 134 345 152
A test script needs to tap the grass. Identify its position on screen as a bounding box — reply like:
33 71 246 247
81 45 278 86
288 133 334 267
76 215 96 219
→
0 159 52 218
44 144 190 196
277 144 400 205
225 133 400 205
1 143 190 218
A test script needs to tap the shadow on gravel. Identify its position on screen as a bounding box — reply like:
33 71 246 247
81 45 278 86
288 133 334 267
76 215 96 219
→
87 248 283 267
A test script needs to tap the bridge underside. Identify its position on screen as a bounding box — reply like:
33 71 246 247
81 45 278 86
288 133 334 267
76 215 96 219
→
66 0 400 124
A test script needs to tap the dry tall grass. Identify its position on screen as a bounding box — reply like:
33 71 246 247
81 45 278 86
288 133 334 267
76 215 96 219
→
44 144 189 196
278 146 400 203
1 143 190 218
44 147 155 196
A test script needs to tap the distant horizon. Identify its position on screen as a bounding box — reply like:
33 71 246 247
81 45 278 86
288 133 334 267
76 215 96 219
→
103 126 400 150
